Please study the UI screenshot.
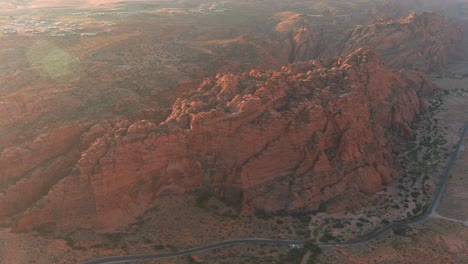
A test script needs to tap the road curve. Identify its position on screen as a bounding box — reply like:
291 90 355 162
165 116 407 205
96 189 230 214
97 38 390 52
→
323 122 468 247
82 123 468 264
81 239 303 264
430 123 468 214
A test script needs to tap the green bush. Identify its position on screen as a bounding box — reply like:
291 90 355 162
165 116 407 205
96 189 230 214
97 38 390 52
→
153 244 165 250
319 230 337 242
305 240 322 264
195 190 212 208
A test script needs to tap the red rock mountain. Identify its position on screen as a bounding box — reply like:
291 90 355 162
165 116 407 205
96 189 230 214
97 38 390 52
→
341 12 463 72
271 12 462 71
1 11 460 234
7 49 434 233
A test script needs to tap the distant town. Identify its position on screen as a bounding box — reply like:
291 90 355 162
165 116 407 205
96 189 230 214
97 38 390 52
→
1 16 113 37
1 1 231 38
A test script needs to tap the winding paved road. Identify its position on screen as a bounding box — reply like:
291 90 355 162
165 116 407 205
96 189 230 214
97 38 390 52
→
82 123 468 264
82 239 303 264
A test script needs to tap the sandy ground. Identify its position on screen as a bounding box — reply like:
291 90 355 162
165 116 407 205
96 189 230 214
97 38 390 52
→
0 229 75 264
317 219 468 264
434 60 468 222
438 132 468 221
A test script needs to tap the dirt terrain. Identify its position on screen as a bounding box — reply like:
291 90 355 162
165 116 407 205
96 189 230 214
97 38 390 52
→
433 51 468 223
439 136 468 221
0 1 467 264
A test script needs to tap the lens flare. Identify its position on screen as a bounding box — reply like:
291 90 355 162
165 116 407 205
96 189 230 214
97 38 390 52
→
27 41 80 82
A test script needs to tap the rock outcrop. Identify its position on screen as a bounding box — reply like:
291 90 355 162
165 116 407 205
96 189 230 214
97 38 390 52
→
13 49 434 233
275 11 356 64
271 11 463 70
341 12 464 72
0 123 93 218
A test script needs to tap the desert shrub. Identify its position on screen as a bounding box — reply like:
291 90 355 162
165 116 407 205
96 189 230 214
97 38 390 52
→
105 232 123 247
187 256 198 263
90 243 105 249
358 217 369 223
195 190 212 208
64 235 74 247
73 245 86 251
393 226 412 236
295 228 311 237
332 221 345 228
305 240 322 264
319 230 337 242
153 244 164 250
278 248 304 263
254 209 272 220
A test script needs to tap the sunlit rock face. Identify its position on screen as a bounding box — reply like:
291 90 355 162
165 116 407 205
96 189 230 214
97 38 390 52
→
271 11 462 70
341 12 464 72
13 49 434 233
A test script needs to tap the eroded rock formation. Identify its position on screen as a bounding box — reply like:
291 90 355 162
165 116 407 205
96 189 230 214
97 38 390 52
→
272 11 463 71
341 12 464 72
10 49 434 233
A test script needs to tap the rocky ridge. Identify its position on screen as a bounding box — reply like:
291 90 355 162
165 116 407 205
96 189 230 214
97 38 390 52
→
0 10 463 235
271 12 463 72
341 12 464 72
9 48 434 233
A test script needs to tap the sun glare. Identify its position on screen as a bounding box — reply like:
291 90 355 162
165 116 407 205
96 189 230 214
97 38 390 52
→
27 41 80 81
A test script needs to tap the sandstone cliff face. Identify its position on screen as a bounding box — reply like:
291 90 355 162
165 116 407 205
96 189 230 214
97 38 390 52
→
341 12 464 72
272 11 463 71
14 49 434 233
0 123 97 218
287 27 321 63
274 12 345 64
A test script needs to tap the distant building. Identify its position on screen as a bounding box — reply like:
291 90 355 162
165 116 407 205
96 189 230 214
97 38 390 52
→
2 28 17 34
50 33 66 37
80 32 97 38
